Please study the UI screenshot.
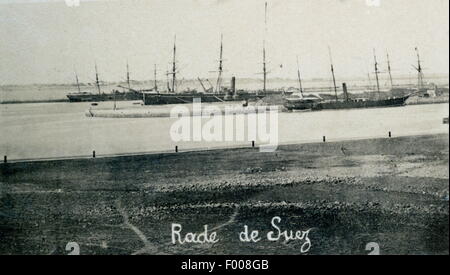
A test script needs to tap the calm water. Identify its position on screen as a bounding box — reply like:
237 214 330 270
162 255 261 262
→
0 101 448 161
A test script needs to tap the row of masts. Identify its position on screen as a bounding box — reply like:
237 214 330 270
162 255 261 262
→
74 63 102 94
165 32 224 94
327 47 425 101
75 59 157 95
75 44 426 97
74 2 425 97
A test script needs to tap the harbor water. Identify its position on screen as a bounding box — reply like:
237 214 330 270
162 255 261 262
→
0 101 448 161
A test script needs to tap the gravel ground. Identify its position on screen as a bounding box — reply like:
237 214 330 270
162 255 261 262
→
0 134 448 255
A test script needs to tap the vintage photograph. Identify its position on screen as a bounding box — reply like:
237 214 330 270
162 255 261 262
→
0 0 448 258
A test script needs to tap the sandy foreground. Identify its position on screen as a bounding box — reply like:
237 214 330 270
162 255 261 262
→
0 134 448 255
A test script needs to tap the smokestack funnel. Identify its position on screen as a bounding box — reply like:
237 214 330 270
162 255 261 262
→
342 83 349 102
231 77 236 94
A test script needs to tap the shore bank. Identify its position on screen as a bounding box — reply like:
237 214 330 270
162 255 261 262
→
0 134 448 255
0 99 69 104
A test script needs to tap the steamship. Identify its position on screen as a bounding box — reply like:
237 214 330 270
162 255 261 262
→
284 83 410 111
142 77 285 105
142 34 287 105
284 49 413 111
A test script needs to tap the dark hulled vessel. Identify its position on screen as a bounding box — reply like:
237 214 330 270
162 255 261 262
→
142 78 288 105
317 96 408 110
284 82 410 111
143 31 289 105
67 90 143 102
142 91 288 105
142 92 251 105
67 63 144 103
284 92 410 111
285 49 412 111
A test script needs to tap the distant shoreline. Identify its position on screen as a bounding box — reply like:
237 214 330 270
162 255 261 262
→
0 99 69 104
0 73 449 88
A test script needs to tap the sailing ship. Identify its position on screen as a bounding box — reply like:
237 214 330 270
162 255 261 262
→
284 49 410 111
66 63 144 102
142 4 289 106
141 36 263 105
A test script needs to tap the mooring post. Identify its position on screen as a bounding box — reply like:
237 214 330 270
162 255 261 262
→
252 141 255 148
3 155 6 164
389 131 392 138
175 146 178 153
323 136 326 143
93 150 96 158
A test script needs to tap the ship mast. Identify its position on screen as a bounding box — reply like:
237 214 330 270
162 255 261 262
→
386 51 394 89
74 71 81 93
166 65 170 92
296 56 304 97
94 63 101 94
154 64 158 92
373 49 381 97
262 41 267 95
414 47 424 90
171 36 177 93
328 46 338 102
261 1 268 96
126 61 131 90
215 34 224 94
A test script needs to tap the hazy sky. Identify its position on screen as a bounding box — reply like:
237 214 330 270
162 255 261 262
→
0 0 448 85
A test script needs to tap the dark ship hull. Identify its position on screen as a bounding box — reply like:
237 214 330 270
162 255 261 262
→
285 96 410 111
67 91 142 102
143 91 288 105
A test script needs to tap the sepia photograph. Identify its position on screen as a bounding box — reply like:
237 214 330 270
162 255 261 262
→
0 0 448 261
